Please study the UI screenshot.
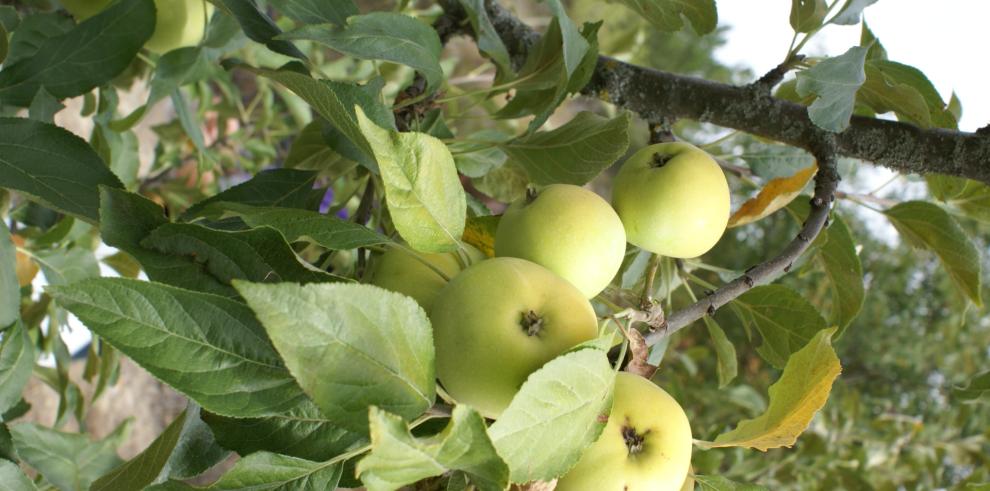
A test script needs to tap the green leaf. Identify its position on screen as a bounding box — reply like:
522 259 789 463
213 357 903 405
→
235 282 436 434
113 47 215 131
860 59 956 128
99 188 234 297
0 221 19 327
733 285 828 369
0 322 34 414
34 246 100 287
182 169 321 221
28 88 63 123
356 108 466 253
149 452 343 491
228 205 390 250
502 111 631 186
954 370 990 404
858 63 932 127
281 12 443 90
815 213 864 335
795 46 868 132
48 278 306 417
91 406 228 490
0 0 154 106
695 475 769 490
456 0 514 81
202 398 364 462
269 0 357 25
790 0 828 33
884 201 983 306
0 459 39 491
0 118 124 223
357 406 509 491
541 0 590 77
488 349 615 484
615 0 717 34
829 0 878 25
284 121 346 171
170 89 213 172
141 223 346 286
0 22 7 65
704 317 737 388
10 421 129 491
215 0 307 59
929 177 990 223
4 13 74 67
243 65 394 166
698 327 841 451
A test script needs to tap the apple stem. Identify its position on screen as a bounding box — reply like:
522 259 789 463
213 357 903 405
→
520 310 544 337
651 153 672 168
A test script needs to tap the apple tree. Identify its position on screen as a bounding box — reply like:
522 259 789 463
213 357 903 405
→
0 0 988 489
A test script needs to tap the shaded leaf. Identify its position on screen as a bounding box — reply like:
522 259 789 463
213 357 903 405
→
790 0 827 33
489 349 614 484
0 0 154 106
28 88 63 123
0 118 124 223
215 0 306 59
864 60 956 128
356 107 466 253
830 0 878 25
113 47 215 131
269 0 357 25
457 0 514 81
0 459 38 491
0 322 34 414
49 278 306 417
0 222 20 327
10 421 128 491
202 398 364 462
695 475 769 490
502 112 631 186
282 12 443 90
357 406 509 491
284 121 346 171
858 63 932 127
34 246 100 287
733 285 828 369
149 452 343 491
4 13 74 67
235 282 436 433
697 328 841 451
614 0 717 34
704 317 737 388
796 46 869 132
815 213 864 334
228 205 390 250
884 201 982 306
953 370 990 404
462 215 500 258
183 169 321 221
540 0 590 76
729 165 817 227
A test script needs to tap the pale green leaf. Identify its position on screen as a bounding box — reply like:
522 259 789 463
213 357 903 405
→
697 327 841 451
858 63 932 127
281 12 443 90
0 221 19 327
456 0 514 81
796 46 869 132
356 107 466 253
733 285 828 369
884 201 983 306
0 459 39 491
489 349 615 484
235 282 436 433
0 322 34 414
502 112 631 186
0 118 124 223
790 0 828 33
829 0 878 25
815 213 864 335
695 474 769 490
357 406 509 491
953 370 990 404
269 0 357 25
704 317 737 388
48 278 306 417
614 0 718 34
541 0 590 76
10 421 129 491
148 452 343 491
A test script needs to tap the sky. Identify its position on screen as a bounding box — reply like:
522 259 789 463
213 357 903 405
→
714 0 989 132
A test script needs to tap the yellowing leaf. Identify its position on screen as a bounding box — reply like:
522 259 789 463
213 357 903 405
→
461 216 500 258
12 235 38 287
697 327 841 451
729 164 817 227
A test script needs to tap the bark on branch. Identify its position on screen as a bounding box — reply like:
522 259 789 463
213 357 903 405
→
441 0 990 185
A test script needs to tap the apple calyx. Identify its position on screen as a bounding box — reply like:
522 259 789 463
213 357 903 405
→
520 310 545 337
651 153 672 168
622 422 650 456
524 187 540 205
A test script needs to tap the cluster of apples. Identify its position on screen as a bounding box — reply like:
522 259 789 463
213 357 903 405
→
371 142 730 490
62 0 212 54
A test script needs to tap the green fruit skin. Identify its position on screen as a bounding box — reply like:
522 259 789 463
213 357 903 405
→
430 257 598 418
612 142 730 258
557 372 693 491
61 0 212 54
495 184 626 298
369 244 484 312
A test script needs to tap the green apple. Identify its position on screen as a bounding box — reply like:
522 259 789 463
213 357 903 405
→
369 244 484 312
61 0 212 54
612 142 730 258
557 372 693 491
430 257 598 418
495 184 626 298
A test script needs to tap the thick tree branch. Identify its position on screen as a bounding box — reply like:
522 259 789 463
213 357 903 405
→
442 0 990 185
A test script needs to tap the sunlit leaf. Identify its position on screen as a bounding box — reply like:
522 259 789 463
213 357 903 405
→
790 0 827 32
733 285 828 369
729 165 817 227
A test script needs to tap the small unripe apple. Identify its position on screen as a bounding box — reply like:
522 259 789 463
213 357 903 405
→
495 184 626 298
557 372 693 491
369 244 483 312
430 257 599 418
612 142 730 258
61 0 212 54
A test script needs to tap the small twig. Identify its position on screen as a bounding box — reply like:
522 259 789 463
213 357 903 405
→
640 253 660 309
648 118 676 144
749 55 805 94
835 190 897 208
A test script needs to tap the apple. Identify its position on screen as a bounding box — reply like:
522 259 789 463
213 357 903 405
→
495 184 626 298
61 0 212 54
430 257 598 418
369 244 484 312
612 142 730 258
556 372 693 491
